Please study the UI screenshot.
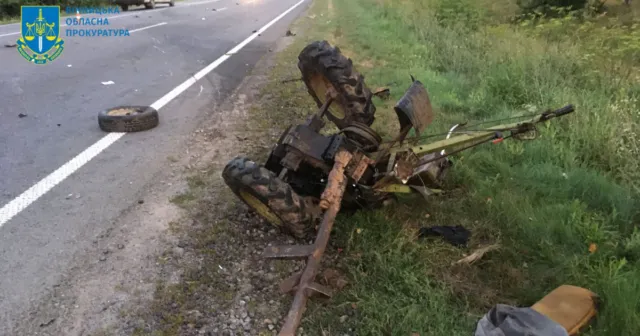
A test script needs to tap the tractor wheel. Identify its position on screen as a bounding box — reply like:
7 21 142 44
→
298 40 376 130
98 105 159 132
222 156 317 239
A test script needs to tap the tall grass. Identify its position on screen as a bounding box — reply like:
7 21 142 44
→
283 0 640 335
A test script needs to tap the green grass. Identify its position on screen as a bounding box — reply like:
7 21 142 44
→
246 0 640 335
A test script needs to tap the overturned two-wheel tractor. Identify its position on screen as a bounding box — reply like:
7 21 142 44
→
222 40 575 335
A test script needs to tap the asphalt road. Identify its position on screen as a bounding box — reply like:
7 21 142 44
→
0 0 308 333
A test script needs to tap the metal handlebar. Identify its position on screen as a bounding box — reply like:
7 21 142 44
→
553 104 575 117
540 104 575 121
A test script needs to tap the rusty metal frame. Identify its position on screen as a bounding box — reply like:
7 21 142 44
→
262 150 353 336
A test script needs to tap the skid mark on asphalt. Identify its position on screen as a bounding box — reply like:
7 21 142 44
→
0 0 308 227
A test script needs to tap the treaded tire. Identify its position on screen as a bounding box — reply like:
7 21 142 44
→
298 40 376 129
222 156 316 239
98 106 159 132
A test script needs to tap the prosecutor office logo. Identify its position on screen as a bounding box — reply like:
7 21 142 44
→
17 6 65 64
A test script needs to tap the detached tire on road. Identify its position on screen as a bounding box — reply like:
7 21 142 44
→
98 106 159 132
298 40 376 129
222 156 316 239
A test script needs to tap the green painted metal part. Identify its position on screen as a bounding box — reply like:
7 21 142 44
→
375 184 443 195
374 112 553 158
375 184 413 193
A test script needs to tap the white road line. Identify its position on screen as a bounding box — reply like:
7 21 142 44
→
129 22 167 33
0 0 221 38
216 7 228 12
0 0 307 227
0 31 20 38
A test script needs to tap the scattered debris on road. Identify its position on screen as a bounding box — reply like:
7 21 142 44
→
39 318 55 328
18 113 27 118
4 43 17 48
286 30 296 36
101 81 115 86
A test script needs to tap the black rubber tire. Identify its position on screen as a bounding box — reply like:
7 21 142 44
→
169 0 175 6
145 0 156 9
120 4 129 11
222 156 316 239
298 40 376 129
98 106 159 132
